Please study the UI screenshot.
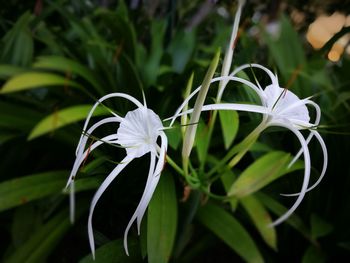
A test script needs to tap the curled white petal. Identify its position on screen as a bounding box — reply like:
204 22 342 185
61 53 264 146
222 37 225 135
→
88 156 132 260
268 121 311 227
283 130 328 196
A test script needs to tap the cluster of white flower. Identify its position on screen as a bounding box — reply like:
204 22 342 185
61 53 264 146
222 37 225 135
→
67 0 327 258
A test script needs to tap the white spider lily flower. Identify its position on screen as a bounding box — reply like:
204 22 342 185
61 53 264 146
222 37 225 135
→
167 63 327 226
66 92 167 258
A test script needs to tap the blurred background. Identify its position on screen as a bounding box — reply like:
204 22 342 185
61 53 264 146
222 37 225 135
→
1 0 350 262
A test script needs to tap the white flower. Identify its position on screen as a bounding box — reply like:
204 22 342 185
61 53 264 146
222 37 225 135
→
167 63 327 226
66 93 167 258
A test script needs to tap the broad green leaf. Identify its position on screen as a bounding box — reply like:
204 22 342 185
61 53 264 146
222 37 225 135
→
240 195 277 250
0 171 68 212
33 56 102 92
219 110 239 149
310 214 333 239
147 173 177 263
0 65 26 79
229 151 303 198
0 171 100 212
28 105 109 140
196 202 264 263
302 246 326 263
256 193 313 242
0 72 81 94
5 206 86 263
80 239 141 263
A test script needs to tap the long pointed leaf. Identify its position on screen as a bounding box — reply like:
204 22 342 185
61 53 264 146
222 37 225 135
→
147 173 177 263
196 202 264 263
0 72 81 94
28 105 109 140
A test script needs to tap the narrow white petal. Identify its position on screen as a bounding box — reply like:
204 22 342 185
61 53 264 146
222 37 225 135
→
288 100 321 165
122 153 156 256
284 130 327 196
217 0 245 101
76 93 143 156
88 156 132 259
69 182 75 223
166 76 264 126
76 117 122 158
230 63 279 87
267 122 311 227
66 134 119 188
171 103 269 119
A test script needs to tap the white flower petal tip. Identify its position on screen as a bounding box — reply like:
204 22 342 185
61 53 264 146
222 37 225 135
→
67 92 168 258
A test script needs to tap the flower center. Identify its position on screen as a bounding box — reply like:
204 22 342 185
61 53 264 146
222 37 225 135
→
264 84 310 123
117 107 163 158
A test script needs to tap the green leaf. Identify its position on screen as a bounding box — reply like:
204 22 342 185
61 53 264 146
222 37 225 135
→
240 195 277 250
0 101 41 131
219 110 239 149
165 127 182 150
1 12 33 66
33 56 102 92
310 214 333 239
256 193 313 242
302 246 326 263
28 105 109 140
195 120 210 164
0 65 26 79
196 202 264 263
4 206 86 263
220 168 238 210
0 171 68 212
0 72 81 94
79 239 141 263
229 151 302 197
147 173 177 263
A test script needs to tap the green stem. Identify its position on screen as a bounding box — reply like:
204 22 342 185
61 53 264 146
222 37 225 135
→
207 121 266 177
166 154 184 176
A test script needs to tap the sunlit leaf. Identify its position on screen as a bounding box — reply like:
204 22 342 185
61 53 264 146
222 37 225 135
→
28 105 109 140
229 151 303 198
196 202 264 263
33 56 102 92
0 72 81 94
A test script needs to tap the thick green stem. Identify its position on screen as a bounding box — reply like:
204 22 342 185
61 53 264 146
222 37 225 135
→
207 121 266 177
